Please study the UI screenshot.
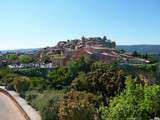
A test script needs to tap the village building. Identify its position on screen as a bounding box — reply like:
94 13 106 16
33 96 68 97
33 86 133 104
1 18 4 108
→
33 36 150 67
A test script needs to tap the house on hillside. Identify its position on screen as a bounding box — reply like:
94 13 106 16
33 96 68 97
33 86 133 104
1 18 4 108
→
51 55 67 67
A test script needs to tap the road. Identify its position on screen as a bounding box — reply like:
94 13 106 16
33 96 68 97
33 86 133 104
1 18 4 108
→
0 92 27 120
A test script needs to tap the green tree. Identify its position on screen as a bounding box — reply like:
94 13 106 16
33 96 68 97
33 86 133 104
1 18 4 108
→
66 56 94 85
132 51 140 57
71 72 89 91
42 54 51 63
0 69 17 90
103 36 107 41
67 60 81 82
76 62 126 97
30 77 46 91
7 54 18 60
14 76 30 97
48 67 68 88
99 76 160 120
19 54 32 63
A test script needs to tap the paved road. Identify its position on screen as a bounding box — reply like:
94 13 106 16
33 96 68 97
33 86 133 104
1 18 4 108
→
0 92 26 120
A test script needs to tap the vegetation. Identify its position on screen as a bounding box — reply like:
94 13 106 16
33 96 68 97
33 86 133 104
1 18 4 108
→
99 76 160 120
26 90 63 120
72 61 126 98
42 54 52 63
19 54 32 63
132 51 159 63
14 76 30 97
7 54 18 60
0 54 18 60
58 90 97 120
48 56 94 88
0 54 159 120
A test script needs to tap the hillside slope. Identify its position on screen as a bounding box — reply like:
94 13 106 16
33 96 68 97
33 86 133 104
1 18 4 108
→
117 45 160 54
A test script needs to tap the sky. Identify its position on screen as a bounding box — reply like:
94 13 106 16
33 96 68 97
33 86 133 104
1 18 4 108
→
0 0 160 50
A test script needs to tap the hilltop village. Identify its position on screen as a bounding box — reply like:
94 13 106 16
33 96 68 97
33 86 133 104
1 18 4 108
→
0 36 159 120
36 36 149 66
0 36 149 68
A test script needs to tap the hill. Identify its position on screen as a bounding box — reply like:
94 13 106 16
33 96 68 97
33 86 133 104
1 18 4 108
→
117 45 160 54
0 48 38 53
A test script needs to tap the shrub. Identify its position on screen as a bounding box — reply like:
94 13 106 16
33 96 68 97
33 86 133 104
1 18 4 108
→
99 76 160 120
0 69 18 90
30 77 46 91
58 90 98 120
72 62 126 98
26 90 63 120
19 54 32 63
48 67 68 88
14 76 30 97
71 72 89 91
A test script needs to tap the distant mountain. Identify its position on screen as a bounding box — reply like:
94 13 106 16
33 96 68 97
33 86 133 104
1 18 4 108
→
0 48 38 53
117 45 160 54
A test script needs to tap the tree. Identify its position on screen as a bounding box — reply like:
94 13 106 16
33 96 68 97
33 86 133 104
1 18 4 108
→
86 62 125 97
14 76 30 97
143 53 148 59
7 54 18 60
0 69 18 90
58 90 97 120
103 36 107 41
67 60 81 81
19 54 32 63
71 62 126 108
71 72 89 91
48 67 68 88
48 56 94 88
132 51 139 57
41 96 59 120
42 54 51 63
66 56 94 85
30 77 46 91
99 76 160 120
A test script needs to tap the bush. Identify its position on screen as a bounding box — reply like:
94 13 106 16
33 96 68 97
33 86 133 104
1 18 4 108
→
30 77 46 91
48 67 68 88
26 90 63 120
72 62 126 98
0 69 18 90
15 68 50 78
71 72 89 91
14 76 30 97
25 90 41 102
19 54 32 63
99 76 160 120
58 90 98 120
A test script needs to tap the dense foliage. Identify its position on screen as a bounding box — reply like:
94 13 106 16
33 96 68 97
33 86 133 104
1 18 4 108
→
99 76 160 120
19 54 32 63
132 51 159 63
48 56 94 88
72 61 126 98
26 90 63 120
58 90 97 120
0 55 159 120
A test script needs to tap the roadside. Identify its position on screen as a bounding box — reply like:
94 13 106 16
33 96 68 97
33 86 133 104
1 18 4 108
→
0 86 41 120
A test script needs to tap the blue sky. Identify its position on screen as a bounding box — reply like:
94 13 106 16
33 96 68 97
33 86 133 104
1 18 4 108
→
0 0 160 50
